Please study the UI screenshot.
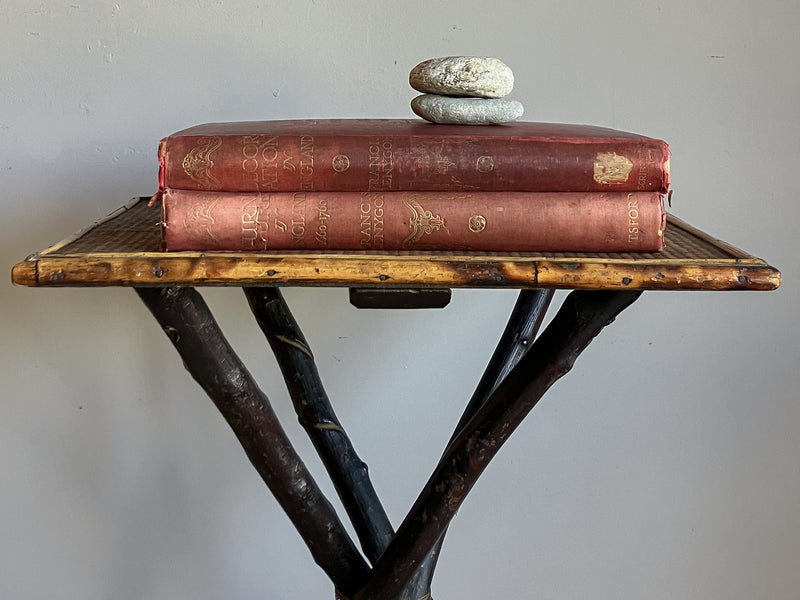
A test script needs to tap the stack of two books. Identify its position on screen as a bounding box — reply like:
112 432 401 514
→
156 119 670 253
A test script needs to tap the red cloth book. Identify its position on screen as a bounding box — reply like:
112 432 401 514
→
159 119 670 194
159 188 666 253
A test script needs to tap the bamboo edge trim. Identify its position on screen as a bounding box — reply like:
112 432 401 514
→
10 260 38 287
20 257 780 290
26 250 772 267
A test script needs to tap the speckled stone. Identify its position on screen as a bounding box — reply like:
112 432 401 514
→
409 56 514 98
411 94 524 125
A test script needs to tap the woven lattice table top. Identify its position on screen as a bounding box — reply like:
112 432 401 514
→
12 197 780 291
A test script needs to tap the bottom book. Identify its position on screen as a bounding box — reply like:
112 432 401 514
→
160 188 666 253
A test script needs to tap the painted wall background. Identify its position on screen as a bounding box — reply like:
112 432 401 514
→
2 1 798 598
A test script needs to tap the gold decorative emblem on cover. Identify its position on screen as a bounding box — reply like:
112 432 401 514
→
435 156 455 174
593 152 633 185
331 154 350 172
468 214 487 232
476 155 495 172
183 198 219 241
402 195 445 248
182 136 223 190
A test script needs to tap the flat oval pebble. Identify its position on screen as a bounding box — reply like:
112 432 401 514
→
409 56 514 98
411 94 524 125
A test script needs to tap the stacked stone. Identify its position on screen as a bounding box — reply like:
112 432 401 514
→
409 56 524 125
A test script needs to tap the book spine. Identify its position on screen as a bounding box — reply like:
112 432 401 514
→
159 133 669 194
161 189 666 253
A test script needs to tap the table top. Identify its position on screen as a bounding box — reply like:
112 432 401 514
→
11 197 780 291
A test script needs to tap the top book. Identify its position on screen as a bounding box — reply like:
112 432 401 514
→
159 119 670 194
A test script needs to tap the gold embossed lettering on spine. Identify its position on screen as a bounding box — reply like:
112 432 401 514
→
161 189 666 253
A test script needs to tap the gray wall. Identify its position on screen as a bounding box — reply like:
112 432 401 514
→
3 2 798 598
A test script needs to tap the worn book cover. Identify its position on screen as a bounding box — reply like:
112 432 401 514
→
160 188 666 253
159 119 670 194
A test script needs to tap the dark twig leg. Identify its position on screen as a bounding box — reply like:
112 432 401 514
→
450 289 557 445
135 287 369 597
354 290 643 600
243 287 394 565
411 288 555 595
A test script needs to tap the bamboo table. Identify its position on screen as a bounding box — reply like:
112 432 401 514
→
12 197 781 600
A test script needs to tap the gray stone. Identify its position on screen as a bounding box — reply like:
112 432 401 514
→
409 56 514 98
411 94 524 125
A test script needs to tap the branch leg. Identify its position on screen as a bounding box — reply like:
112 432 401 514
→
451 289 556 446
135 287 369 597
243 287 394 565
410 288 555 596
353 290 642 600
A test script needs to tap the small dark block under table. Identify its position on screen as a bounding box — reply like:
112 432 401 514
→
12 198 780 600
